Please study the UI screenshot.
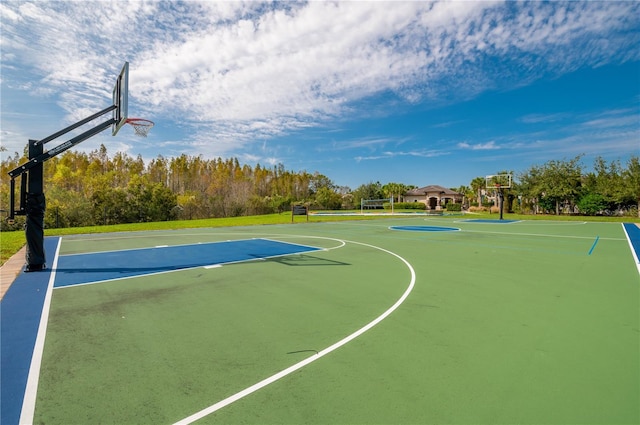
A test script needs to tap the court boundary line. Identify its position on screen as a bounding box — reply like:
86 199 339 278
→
389 225 461 232
260 237 329 251
323 219 625 242
172 238 416 425
19 238 62 425
274 235 346 251
58 237 274 258
459 219 522 224
462 229 624 241
424 218 589 225
621 223 640 275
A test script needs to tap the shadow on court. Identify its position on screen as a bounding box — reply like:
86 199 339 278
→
266 254 350 266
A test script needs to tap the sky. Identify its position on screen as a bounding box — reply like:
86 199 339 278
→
1 1 639 190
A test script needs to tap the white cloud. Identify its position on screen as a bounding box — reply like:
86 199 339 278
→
355 148 449 162
519 113 569 124
334 137 402 151
581 115 640 129
1 1 638 158
458 141 500 150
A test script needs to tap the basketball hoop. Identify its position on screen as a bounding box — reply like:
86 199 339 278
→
125 118 154 137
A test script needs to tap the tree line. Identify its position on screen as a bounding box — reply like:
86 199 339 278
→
1 146 638 230
457 155 639 217
0 144 406 230
515 155 639 217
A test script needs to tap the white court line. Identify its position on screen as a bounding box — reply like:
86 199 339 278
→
53 267 200 289
59 238 264 258
173 239 416 425
327 220 623 241
621 223 640 276
422 217 590 225
260 237 326 251
458 219 522 224
273 235 346 251
462 229 624 241
19 238 62 425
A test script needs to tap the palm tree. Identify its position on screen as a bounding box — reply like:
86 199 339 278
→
382 182 409 203
470 177 485 206
455 185 473 208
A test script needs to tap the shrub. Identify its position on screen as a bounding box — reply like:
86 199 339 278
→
577 193 608 216
468 206 488 212
390 202 426 210
0 216 24 232
445 203 462 212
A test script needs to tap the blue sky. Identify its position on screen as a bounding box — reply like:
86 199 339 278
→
1 1 639 190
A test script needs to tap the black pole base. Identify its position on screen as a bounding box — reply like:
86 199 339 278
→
25 192 46 271
25 263 47 273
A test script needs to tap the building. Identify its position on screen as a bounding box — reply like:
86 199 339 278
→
404 185 463 210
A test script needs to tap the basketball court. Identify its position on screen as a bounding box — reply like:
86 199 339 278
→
2 217 639 424
3 62 639 424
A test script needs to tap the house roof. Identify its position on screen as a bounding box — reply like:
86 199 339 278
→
405 185 461 196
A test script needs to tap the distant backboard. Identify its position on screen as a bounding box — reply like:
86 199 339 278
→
486 174 512 189
112 62 129 136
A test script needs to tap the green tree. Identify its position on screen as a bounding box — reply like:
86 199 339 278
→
314 187 342 210
147 182 178 221
44 186 93 228
309 172 335 194
382 182 410 203
91 182 129 225
454 185 476 210
470 177 485 206
527 156 583 215
577 193 608 216
591 156 625 209
623 155 640 217
352 181 384 208
125 175 176 222
518 166 544 214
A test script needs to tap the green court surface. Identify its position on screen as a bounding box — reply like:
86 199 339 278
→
20 218 640 423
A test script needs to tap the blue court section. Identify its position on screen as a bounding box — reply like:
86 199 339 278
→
55 238 321 288
462 219 518 223
390 225 459 232
1 237 60 425
623 223 640 262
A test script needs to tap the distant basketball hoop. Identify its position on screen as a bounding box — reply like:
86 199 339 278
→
485 174 511 190
125 118 154 137
485 173 512 221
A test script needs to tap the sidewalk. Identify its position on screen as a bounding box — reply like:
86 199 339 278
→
0 246 25 301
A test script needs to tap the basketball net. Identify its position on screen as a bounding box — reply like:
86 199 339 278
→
125 118 154 137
